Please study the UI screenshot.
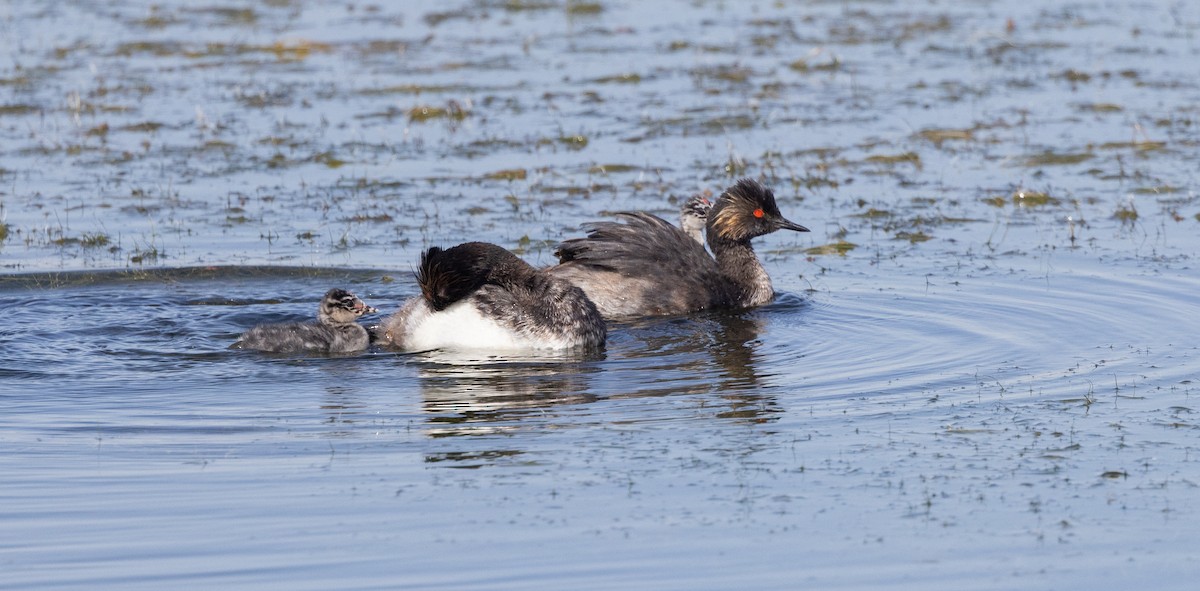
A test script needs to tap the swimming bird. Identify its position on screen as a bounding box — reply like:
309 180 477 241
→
679 193 713 245
549 178 809 319
375 241 606 351
231 288 377 353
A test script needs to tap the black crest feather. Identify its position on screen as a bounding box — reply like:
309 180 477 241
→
418 245 490 311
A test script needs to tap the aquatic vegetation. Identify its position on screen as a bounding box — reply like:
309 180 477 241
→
1130 185 1181 195
408 103 469 123
1098 140 1166 152
788 56 842 73
501 0 557 12
592 73 642 84
312 152 346 168
587 164 640 174
853 208 892 219
895 230 932 243
1057 69 1092 83
1012 190 1060 207
345 213 394 224
701 65 754 84
121 121 164 133
0 104 39 116
127 244 161 265
1075 102 1123 113
1114 204 1139 222
3 2 1200 590
864 152 921 167
485 168 528 181
805 240 857 256
1021 150 1094 167
566 1 604 16
558 134 589 150
357 84 473 96
79 233 112 248
0 0 1184 295
917 128 973 145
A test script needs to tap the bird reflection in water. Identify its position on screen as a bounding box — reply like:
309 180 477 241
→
416 351 603 439
408 296 803 467
415 301 790 429
614 306 783 423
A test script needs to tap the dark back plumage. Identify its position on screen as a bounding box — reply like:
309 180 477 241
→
550 178 809 318
403 241 606 349
555 212 718 275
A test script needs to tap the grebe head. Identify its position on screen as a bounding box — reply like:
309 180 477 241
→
707 178 809 242
416 243 504 311
680 193 713 244
319 288 377 325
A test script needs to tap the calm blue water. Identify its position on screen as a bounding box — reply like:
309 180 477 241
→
3 0 1200 589
3 257 1198 590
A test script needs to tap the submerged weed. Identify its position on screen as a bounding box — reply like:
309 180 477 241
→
917 128 973 145
789 57 841 73
1012 191 1060 207
408 102 469 123
80 233 112 248
0 104 39 116
1076 102 1123 113
1099 140 1165 152
1058 69 1092 84
895 231 932 243
485 168 528 181
805 241 857 256
313 152 346 168
865 152 921 166
129 245 161 264
566 1 603 15
592 73 642 84
502 0 556 12
1114 205 1138 222
122 121 164 133
559 135 589 150
853 208 892 219
1021 151 1093 167
588 164 640 174
1130 185 1181 195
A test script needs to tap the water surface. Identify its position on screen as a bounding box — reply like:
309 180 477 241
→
3 0 1200 589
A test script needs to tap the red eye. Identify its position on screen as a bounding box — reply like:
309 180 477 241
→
753 208 764 218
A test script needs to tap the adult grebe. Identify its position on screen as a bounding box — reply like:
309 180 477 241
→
376 241 606 351
549 178 809 319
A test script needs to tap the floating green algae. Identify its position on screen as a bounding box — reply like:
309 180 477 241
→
804 241 857 256
485 168 528 181
1012 191 1060 207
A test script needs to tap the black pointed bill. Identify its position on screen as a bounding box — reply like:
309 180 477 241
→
776 218 810 232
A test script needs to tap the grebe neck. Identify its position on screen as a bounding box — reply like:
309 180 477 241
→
709 234 773 307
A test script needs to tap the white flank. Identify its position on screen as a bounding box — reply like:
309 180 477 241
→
402 300 574 351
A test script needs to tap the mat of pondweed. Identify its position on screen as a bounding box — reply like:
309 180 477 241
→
3 0 1200 589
